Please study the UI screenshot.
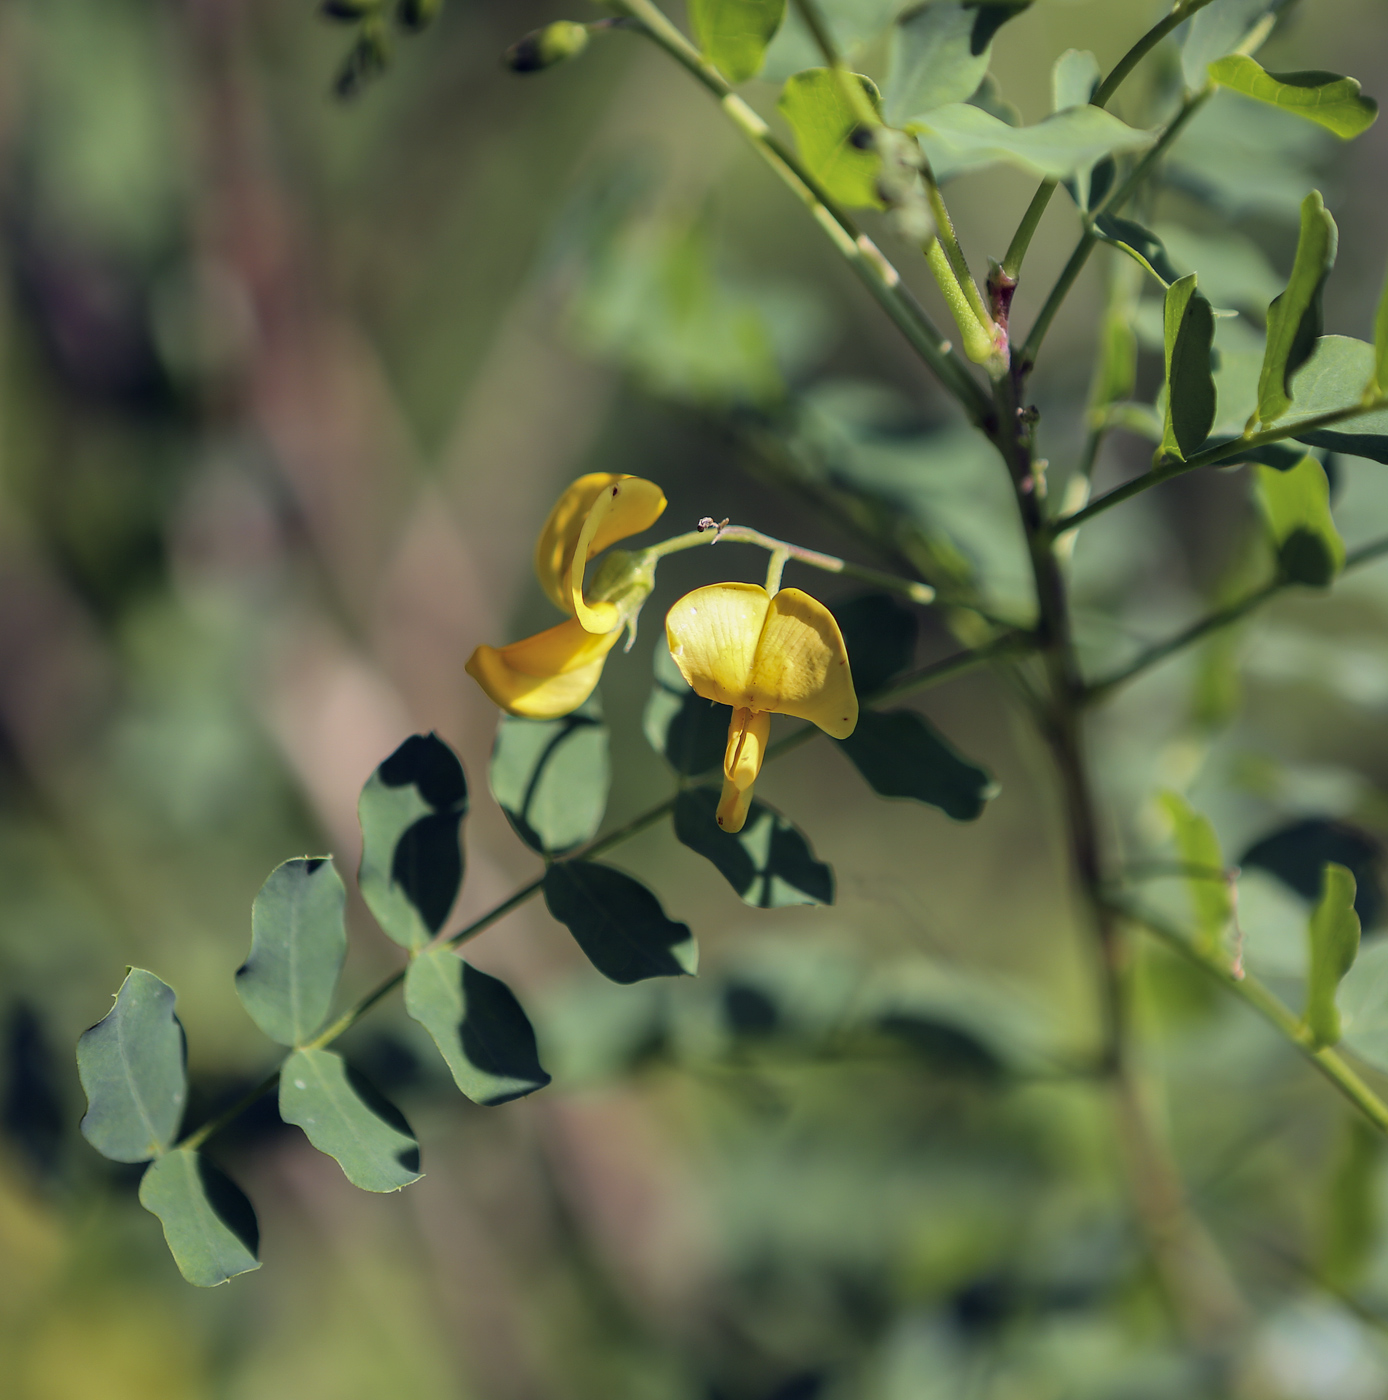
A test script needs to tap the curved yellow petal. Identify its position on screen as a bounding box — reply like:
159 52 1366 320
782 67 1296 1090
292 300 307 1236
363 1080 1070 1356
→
724 707 770 793
665 583 769 708
465 618 620 719
748 588 858 738
534 473 620 614
716 779 754 834
568 477 667 633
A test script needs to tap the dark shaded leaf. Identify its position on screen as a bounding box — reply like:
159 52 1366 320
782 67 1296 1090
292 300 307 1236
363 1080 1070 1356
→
358 733 468 950
278 1047 421 1192
1161 273 1217 461
675 787 834 908
138 1149 260 1286
832 592 916 695
1255 457 1343 586
236 857 347 1047
1241 819 1384 929
875 1013 1005 1079
1094 214 1182 288
490 698 609 856
544 860 697 984
644 641 731 777
838 709 995 820
404 948 550 1105
77 969 186 1163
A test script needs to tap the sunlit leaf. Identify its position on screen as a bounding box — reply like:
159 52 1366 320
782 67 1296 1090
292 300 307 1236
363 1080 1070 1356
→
404 948 551 1106
278 1047 422 1192
908 102 1151 182
544 860 697 983
358 733 468 951
778 68 885 209
1256 456 1344 586
674 787 834 907
1209 56 1378 140
1306 862 1360 1046
138 1149 260 1287
1257 191 1338 426
838 709 995 820
235 857 347 1047
689 0 786 82
77 968 186 1163
490 698 609 856
1278 336 1388 462
1160 274 1217 461
644 640 730 776
1158 791 1230 956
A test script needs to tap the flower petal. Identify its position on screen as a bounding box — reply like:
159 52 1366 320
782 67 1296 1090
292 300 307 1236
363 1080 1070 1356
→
716 779 754 834
569 477 667 633
466 618 620 719
534 474 620 614
749 588 858 738
723 707 770 792
665 583 769 708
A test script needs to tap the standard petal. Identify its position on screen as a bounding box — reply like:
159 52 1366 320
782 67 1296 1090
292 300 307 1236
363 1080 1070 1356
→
749 588 858 738
569 477 667 633
723 707 770 793
665 583 769 708
534 474 621 614
466 619 620 719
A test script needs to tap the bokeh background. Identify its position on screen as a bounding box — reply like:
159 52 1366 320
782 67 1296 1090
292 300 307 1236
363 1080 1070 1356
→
4 1 1388 1396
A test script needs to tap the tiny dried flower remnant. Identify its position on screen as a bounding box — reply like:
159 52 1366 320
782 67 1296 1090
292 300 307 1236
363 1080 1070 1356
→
665 583 858 834
467 474 666 718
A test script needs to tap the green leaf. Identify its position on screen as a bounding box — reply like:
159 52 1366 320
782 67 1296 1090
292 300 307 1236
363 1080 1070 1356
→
278 1047 422 1192
358 733 468 951
490 699 609 857
1182 0 1277 91
1278 336 1388 462
1322 1117 1382 1289
883 1 1032 126
1052 47 1098 115
908 103 1152 182
832 592 917 695
1208 56 1378 140
1374 263 1388 398
1158 792 1231 956
138 1149 260 1287
689 0 785 83
1241 818 1384 931
235 857 347 1047
544 860 697 984
1255 456 1344 587
761 0 911 84
77 968 186 1163
1306 862 1361 1047
1160 274 1217 461
838 709 995 820
1094 214 1183 290
1338 939 1388 1070
1257 191 1338 427
404 948 551 1106
644 640 731 777
674 788 834 907
778 69 885 209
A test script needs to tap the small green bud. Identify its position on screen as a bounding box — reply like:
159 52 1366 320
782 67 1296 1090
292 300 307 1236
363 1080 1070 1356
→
396 0 441 31
504 21 589 74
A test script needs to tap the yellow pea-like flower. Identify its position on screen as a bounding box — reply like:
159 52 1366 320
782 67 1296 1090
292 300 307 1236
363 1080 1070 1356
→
468 474 667 718
665 583 858 833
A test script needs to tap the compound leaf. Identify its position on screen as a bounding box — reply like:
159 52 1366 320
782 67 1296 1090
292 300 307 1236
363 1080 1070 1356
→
1306 862 1361 1047
778 68 885 209
1209 56 1378 140
236 857 347 1047
1256 456 1344 587
1161 273 1217 461
404 948 551 1106
838 709 995 820
689 0 786 82
139 1149 260 1287
77 968 186 1163
490 699 609 857
358 733 468 951
279 1047 421 1192
544 861 697 984
674 787 834 907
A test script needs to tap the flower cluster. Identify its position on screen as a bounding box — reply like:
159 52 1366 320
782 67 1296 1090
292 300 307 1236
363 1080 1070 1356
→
467 475 858 833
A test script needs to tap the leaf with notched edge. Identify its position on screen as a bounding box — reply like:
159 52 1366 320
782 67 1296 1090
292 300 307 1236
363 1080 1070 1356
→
139 1149 260 1287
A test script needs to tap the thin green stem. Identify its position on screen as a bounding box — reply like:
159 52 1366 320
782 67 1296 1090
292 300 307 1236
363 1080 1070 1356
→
179 1069 282 1152
642 523 937 603
1001 181 1057 281
609 0 991 424
1114 898 1388 1136
1057 400 1387 533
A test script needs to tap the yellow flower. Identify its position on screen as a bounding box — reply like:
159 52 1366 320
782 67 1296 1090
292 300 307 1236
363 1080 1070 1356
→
467 474 667 718
665 583 858 833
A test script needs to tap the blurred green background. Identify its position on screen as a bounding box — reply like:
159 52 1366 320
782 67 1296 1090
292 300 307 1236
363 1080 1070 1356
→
5 0 1388 1396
